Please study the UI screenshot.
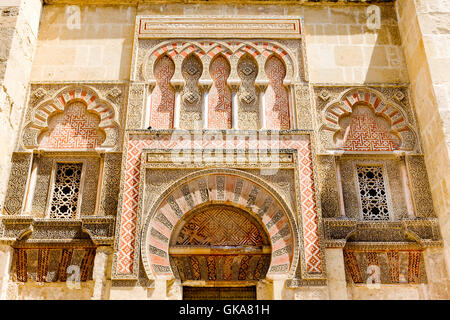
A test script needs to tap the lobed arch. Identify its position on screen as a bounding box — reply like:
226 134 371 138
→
320 88 417 151
142 40 297 83
141 169 300 281
22 86 120 150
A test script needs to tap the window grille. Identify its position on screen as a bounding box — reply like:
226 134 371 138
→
49 163 82 219
356 165 390 221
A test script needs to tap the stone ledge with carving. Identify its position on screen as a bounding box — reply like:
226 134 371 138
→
322 218 442 248
0 216 115 245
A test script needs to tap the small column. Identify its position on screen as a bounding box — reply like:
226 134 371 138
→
94 153 105 215
287 83 296 130
399 157 415 218
335 154 347 218
257 84 267 130
231 84 239 130
173 84 182 130
0 245 13 300
92 246 113 300
200 83 211 129
145 84 155 129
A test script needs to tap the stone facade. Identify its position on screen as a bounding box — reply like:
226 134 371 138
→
0 0 449 300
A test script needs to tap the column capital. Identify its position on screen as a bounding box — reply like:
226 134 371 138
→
199 80 213 90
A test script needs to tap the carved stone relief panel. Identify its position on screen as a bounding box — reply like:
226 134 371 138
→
80 158 100 217
126 83 146 129
181 54 203 130
405 155 435 218
99 153 122 216
208 55 232 129
38 102 105 150
294 84 313 130
237 54 259 130
22 83 125 152
150 55 175 129
3 153 32 215
32 156 53 218
143 169 197 221
265 55 290 130
313 86 420 154
315 155 340 218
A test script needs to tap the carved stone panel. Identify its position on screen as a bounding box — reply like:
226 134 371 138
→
314 86 420 154
265 55 290 130
99 153 122 216
316 155 340 218
294 84 313 130
237 54 259 130
32 157 53 218
208 55 232 129
150 55 175 129
80 158 100 217
21 83 125 152
3 153 32 215
181 54 203 129
127 83 146 129
406 155 435 218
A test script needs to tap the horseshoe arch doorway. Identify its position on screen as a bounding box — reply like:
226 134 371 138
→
168 203 272 300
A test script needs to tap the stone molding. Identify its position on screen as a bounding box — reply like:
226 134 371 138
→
137 16 302 39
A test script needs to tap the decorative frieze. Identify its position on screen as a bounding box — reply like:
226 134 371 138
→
137 16 302 39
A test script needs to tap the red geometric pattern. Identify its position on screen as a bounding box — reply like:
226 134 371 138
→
343 114 399 151
323 89 413 152
265 56 290 130
208 55 232 129
39 102 103 149
150 56 175 129
116 134 322 276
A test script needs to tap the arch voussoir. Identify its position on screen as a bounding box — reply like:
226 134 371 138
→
141 169 299 281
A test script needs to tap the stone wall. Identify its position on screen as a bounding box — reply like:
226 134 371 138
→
396 0 450 298
0 0 42 212
30 3 408 84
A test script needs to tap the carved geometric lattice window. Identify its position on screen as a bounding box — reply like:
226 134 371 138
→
356 165 390 221
49 163 82 219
